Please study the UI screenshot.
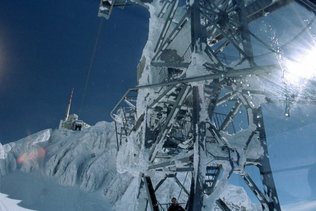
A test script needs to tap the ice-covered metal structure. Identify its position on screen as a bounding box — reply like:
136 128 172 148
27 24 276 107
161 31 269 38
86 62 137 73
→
100 0 316 210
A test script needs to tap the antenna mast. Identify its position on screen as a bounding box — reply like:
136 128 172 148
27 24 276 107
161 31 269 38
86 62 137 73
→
65 88 74 121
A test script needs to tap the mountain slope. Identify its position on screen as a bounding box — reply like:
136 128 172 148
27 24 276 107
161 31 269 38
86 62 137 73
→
0 121 259 210
0 121 133 210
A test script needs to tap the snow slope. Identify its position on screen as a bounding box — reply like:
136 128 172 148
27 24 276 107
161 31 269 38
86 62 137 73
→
0 121 133 210
0 192 33 211
0 121 260 210
0 171 111 211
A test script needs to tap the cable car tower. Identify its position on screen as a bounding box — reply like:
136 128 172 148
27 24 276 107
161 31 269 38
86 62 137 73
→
99 0 316 210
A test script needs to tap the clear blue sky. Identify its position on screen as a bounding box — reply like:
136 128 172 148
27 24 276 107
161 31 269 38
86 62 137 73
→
0 0 149 143
259 105 316 206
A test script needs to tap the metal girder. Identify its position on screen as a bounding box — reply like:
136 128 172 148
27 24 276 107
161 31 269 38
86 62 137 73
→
196 0 252 65
205 79 222 119
187 86 204 211
219 100 242 131
148 85 191 161
101 0 302 210
241 173 271 208
110 88 138 149
201 0 294 46
244 0 293 21
139 173 192 211
191 0 202 51
235 0 256 66
253 108 281 210
147 0 193 68
148 155 192 171
204 46 227 70
216 199 232 211
154 0 179 53
143 176 160 211
133 64 277 90
174 176 190 196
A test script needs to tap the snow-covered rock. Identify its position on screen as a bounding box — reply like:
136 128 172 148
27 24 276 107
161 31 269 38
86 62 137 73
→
0 121 133 210
0 120 260 210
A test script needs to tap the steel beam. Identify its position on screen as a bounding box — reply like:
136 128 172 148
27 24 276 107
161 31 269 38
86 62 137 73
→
253 108 281 210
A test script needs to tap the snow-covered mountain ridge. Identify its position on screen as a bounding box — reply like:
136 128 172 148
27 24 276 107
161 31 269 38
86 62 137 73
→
0 121 259 210
0 122 135 210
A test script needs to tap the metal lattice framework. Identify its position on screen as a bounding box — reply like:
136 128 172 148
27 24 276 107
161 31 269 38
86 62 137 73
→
102 0 316 210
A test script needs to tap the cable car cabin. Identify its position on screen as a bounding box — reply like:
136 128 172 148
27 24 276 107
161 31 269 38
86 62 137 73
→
98 0 127 19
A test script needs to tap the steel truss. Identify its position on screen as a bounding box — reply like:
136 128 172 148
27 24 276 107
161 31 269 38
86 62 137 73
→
102 0 316 210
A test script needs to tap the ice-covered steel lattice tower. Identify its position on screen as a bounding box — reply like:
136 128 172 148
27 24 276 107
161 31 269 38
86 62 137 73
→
100 0 316 210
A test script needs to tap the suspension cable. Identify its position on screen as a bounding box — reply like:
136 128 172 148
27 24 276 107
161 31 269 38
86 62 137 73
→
79 19 104 115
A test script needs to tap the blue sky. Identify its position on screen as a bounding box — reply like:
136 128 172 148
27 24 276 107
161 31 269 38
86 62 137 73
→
264 104 316 205
0 0 149 143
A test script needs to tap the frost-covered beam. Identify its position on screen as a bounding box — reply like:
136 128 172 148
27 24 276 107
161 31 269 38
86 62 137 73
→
151 3 191 67
227 106 279 210
219 101 242 131
236 0 256 66
206 22 250 62
216 92 238 106
200 0 252 62
241 173 270 208
143 176 160 211
174 176 190 196
188 86 204 211
152 86 179 106
157 0 173 18
148 85 191 162
204 46 227 70
154 176 167 191
203 0 293 43
191 0 202 51
154 0 179 53
110 88 138 120
110 88 139 149
148 155 192 170
205 80 222 119
253 108 281 210
216 199 232 211
207 122 230 146
244 0 291 20
134 64 278 90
